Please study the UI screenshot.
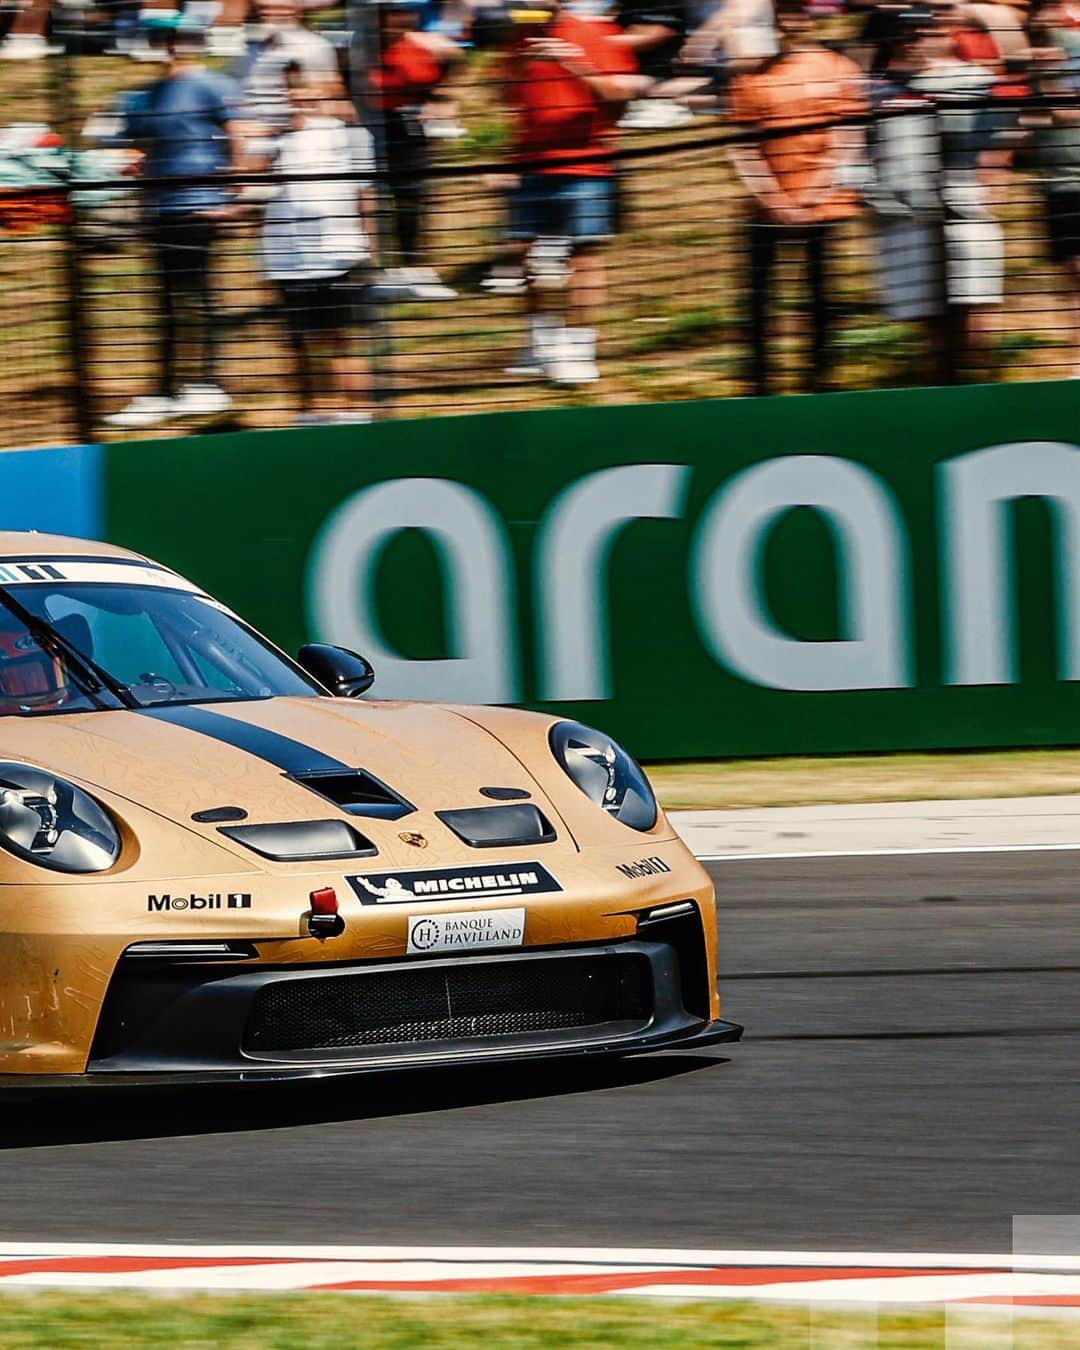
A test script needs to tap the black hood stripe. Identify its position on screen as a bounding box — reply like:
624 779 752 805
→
141 705 353 777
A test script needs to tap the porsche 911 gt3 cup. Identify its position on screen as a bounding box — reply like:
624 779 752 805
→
0 533 740 1089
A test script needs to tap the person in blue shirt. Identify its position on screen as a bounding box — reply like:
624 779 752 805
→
106 12 243 429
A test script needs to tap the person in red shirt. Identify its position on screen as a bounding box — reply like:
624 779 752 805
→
369 0 462 300
501 1 641 383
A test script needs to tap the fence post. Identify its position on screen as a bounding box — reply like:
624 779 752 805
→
48 34 95 445
348 0 395 416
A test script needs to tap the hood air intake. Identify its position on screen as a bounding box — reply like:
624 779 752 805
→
292 769 413 821
221 819 377 861
436 804 556 849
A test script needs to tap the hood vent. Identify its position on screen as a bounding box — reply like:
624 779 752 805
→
436 804 556 849
221 819 377 861
291 769 413 821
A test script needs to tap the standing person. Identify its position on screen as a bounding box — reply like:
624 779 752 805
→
907 11 1002 376
864 10 956 381
501 0 639 384
261 64 377 422
235 0 339 147
106 12 241 430
1029 0 1080 374
680 0 779 77
866 8 1005 384
368 0 462 300
613 0 694 128
729 0 868 395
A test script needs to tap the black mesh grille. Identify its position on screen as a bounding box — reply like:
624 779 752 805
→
242 955 652 1054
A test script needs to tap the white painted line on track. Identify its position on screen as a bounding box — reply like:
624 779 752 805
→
672 795 1080 862
696 841 1080 863
2 1244 1080 1269
635 1274 1080 1303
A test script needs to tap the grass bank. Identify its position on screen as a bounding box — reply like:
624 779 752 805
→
647 748 1080 810
0 1291 1074 1348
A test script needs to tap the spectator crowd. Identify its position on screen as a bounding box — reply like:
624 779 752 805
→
0 0 1077 428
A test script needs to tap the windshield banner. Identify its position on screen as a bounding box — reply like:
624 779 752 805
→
0 559 200 593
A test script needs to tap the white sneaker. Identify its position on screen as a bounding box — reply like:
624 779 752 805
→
403 266 457 300
423 118 467 140
617 99 694 131
128 37 169 61
327 409 374 424
547 327 599 385
370 267 411 300
174 383 232 416
0 34 63 59
505 315 558 377
103 394 178 428
505 350 545 377
481 268 526 295
372 267 456 301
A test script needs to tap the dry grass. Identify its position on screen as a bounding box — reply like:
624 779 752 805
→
648 748 1080 810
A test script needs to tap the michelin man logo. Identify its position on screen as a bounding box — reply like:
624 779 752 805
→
355 875 415 902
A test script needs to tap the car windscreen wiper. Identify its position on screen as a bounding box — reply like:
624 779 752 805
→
0 589 134 712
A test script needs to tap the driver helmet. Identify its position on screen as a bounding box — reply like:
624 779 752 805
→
0 617 67 709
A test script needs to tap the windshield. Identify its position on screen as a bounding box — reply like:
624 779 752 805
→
0 578 322 716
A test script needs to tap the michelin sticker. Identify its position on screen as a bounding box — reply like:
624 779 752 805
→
407 907 526 955
348 863 561 905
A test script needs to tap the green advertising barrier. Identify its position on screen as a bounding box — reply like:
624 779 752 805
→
105 380 1080 759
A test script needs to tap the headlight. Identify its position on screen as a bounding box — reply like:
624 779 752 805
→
0 763 120 873
549 721 657 832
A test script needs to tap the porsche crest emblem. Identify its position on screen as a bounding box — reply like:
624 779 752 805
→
398 831 429 849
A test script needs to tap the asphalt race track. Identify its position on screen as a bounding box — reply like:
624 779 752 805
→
3 850 1078 1253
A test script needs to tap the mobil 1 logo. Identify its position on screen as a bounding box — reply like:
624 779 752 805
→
616 857 672 880
347 862 561 905
147 892 252 912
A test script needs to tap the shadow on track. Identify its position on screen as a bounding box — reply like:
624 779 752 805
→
1 1053 729 1150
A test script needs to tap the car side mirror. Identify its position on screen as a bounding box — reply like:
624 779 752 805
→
297 644 375 698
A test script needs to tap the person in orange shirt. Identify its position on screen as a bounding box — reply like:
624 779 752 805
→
730 0 869 393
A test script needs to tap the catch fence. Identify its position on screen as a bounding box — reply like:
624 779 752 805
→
0 44 1075 449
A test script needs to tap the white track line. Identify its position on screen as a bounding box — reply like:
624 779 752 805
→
0 1244 1078 1270
635 1274 1080 1303
697 841 1080 862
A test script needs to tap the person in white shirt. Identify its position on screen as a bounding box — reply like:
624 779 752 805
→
237 0 339 140
261 65 376 424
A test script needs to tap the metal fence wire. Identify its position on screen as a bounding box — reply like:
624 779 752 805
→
0 3 1077 448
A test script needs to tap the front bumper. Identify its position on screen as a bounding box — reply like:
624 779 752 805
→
0 929 742 1090
0 1020 743 1092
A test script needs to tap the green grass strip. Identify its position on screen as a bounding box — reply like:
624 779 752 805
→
647 748 1080 811
0 1292 1075 1349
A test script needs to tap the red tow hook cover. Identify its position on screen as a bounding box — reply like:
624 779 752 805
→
308 887 343 937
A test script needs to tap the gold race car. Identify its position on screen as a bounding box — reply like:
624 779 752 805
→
0 533 740 1089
